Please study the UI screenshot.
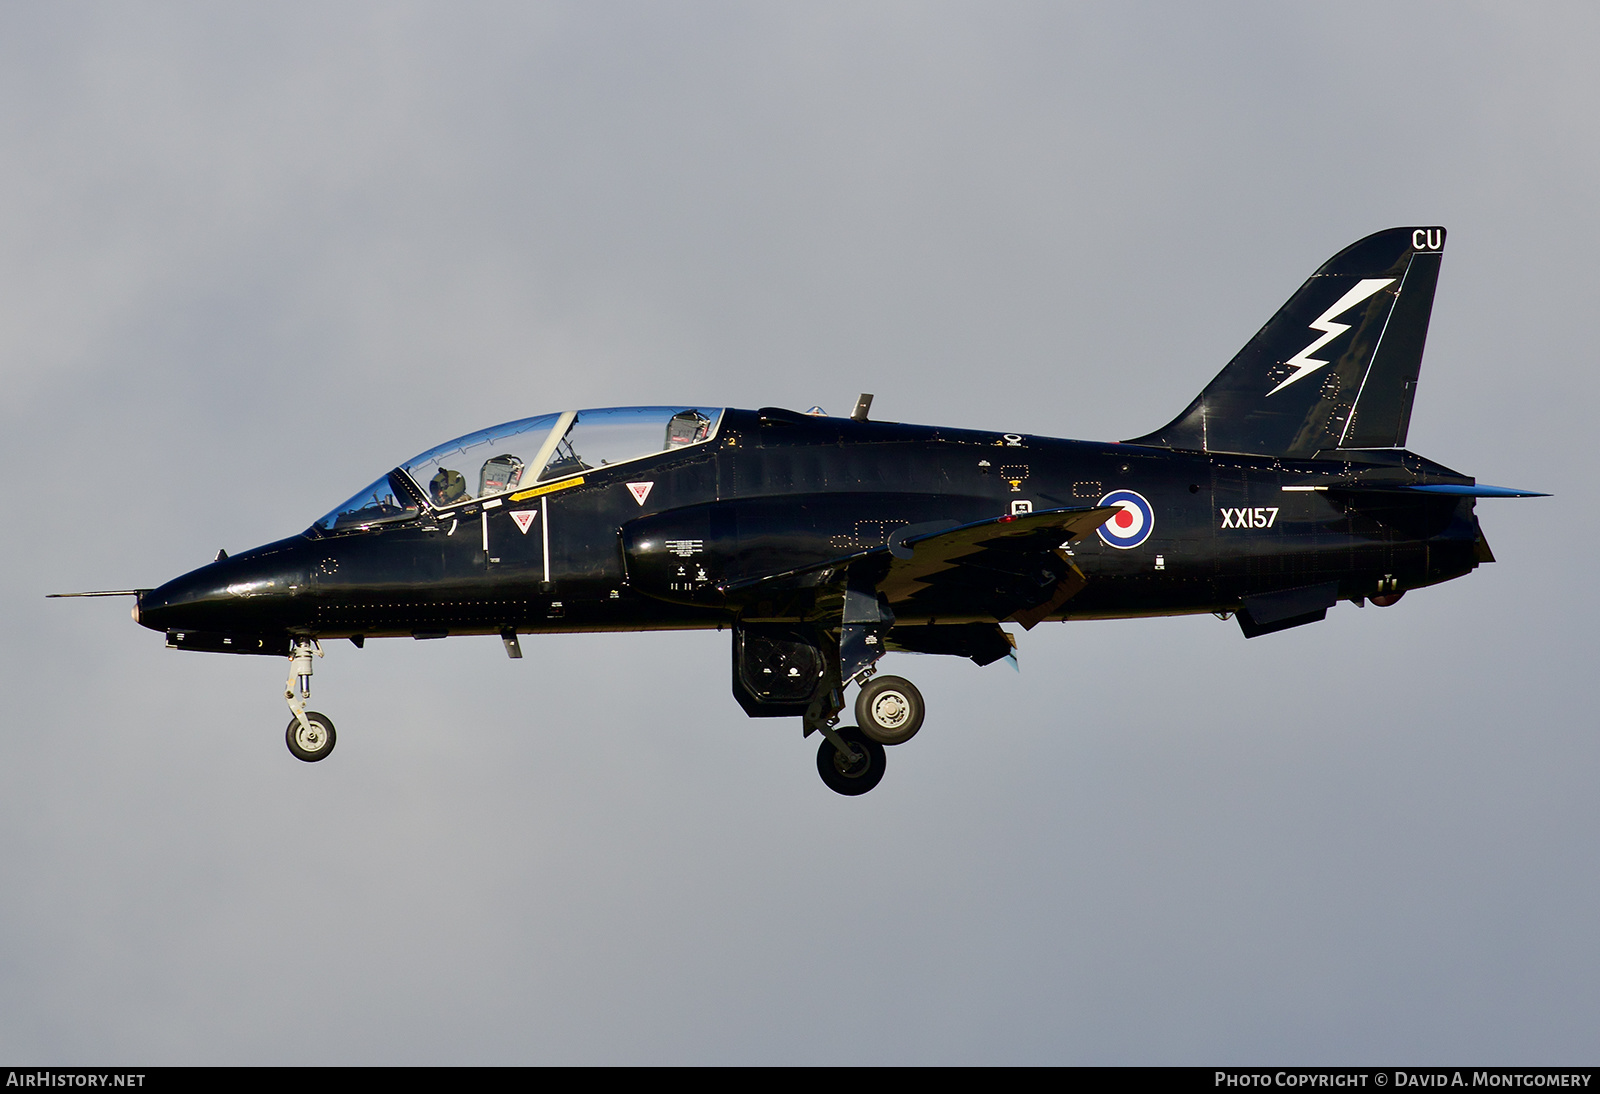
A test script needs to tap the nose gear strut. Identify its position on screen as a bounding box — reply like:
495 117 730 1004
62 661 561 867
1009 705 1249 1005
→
284 638 337 762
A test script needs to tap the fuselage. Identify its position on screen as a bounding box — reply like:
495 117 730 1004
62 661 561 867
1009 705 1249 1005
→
135 406 1487 649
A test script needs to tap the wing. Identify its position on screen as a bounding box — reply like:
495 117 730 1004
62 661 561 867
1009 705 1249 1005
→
721 505 1121 629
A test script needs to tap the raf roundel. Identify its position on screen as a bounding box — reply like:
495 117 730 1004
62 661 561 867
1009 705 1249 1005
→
1096 489 1155 550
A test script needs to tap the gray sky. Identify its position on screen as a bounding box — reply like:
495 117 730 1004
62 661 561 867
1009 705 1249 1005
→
2 1 1595 1064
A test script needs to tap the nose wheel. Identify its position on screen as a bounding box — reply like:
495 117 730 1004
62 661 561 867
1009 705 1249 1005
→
286 712 337 762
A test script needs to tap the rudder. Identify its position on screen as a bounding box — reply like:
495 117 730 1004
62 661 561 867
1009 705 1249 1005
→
1128 226 1445 457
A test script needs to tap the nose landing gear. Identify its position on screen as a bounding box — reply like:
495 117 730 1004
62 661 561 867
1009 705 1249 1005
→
284 638 336 762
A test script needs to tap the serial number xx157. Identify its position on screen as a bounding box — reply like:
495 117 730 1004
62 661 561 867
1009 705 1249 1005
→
1220 507 1279 529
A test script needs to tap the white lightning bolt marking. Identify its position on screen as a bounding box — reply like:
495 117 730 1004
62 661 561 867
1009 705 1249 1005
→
1268 277 1395 396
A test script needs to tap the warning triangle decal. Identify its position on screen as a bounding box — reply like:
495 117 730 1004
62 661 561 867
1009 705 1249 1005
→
627 482 654 506
510 510 537 534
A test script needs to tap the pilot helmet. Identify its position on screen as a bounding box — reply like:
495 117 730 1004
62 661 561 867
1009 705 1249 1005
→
429 468 467 506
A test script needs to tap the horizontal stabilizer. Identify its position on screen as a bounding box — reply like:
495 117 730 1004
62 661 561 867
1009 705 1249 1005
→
1280 481 1548 498
1404 483 1548 498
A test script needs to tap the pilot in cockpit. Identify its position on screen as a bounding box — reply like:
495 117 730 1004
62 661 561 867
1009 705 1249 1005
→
429 468 469 507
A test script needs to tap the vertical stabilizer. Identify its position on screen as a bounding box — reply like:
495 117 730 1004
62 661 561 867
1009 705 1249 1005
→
1127 227 1445 457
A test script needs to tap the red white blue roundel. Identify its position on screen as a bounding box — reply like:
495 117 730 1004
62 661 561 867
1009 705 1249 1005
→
1096 489 1155 549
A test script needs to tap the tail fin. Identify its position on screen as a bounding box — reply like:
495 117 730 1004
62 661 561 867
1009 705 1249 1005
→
1128 226 1445 457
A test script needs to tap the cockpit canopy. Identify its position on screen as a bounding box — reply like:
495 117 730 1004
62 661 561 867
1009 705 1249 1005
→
313 406 724 534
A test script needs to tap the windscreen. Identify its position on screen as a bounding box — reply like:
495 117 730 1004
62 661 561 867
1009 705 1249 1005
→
312 473 421 533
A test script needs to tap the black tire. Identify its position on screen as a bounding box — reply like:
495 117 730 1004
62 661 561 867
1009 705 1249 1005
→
816 726 886 796
286 712 337 763
855 675 925 746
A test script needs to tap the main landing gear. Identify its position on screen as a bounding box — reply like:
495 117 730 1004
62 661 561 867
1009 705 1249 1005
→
855 675 924 746
809 672 927 797
284 638 336 762
815 725 885 796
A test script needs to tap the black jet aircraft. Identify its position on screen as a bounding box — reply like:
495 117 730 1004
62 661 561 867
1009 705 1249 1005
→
56 226 1543 794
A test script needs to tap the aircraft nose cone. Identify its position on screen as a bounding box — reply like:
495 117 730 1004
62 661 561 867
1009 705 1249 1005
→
136 541 313 634
135 567 228 632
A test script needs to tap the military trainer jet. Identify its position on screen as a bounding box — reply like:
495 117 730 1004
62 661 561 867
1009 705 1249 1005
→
56 226 1542 794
